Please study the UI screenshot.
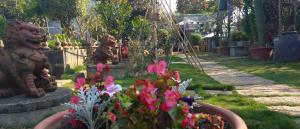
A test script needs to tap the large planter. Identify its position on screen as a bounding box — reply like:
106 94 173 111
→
274 31 300 62
35 103 247 129
250 47 273 60
217 47 230 56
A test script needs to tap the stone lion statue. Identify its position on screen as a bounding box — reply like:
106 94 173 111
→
0 20 57 98
93 34 119 64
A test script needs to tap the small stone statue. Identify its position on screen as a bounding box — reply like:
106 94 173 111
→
54 41 63 51
93 35 119 64
41 42 50 49
121 38 129 59
0 20 57 98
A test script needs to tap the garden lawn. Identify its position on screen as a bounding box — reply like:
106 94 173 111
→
209 56 300 88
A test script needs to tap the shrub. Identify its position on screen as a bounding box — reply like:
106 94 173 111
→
189 33 203 45
231 30 249 41
0 15 8 40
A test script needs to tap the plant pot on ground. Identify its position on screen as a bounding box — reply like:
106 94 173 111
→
35 61 248 129
250 47 273 60
217 46 230 56
35 103 248 129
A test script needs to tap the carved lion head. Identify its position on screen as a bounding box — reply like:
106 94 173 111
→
4 20 47 49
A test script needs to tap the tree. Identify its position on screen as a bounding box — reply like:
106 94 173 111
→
40 0 79 30
177 0 201 14
0 0 41 21
0 15 8 40
177 0 217 14
94 0 133 40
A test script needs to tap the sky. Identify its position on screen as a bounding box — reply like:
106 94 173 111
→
164 0 177 12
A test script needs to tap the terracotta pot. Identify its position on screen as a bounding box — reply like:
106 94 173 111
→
217 47 230 56
192 103 248 129
250 47 273 60
35 103 247 129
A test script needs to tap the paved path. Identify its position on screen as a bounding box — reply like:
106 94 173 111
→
178 55 300 117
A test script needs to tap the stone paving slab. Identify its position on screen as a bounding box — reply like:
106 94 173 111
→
210 75 275 86
254 96 300 106
204 90 233 95
268 106 300 117
236 84 300 97
205 69 254 77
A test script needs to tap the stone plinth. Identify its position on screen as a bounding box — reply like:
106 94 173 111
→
87 63 126 79
0 88 72 127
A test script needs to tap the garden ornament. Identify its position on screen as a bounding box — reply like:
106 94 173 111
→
0 20 57 98
93 34 119 64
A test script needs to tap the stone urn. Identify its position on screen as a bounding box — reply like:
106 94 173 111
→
274 31 300 62
250 47 273 60
34 103 248 129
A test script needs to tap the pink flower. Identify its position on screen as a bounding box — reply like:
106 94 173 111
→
181 104 189 115
147 60 167 76
181 113 196 128
140 83 158 110
105 84 122 97
75 77 85 90
96 63 106 72
181 116 189 128
174 71 181 81
108 112 117 122
161 90 180 112
70 96 80 104
157 60 167 75
104 76 114 88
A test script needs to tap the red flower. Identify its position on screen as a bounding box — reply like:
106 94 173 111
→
147 60 167 76
181 104 189 115
114 101 121 109
161 90 181 112
181 113 197 128
181 117 189 128
70 96 80 104
104 65 110 72
174 71 181 82
75 77 85 90
96 63 106 72
68 108 76 113
121 109 129 117
104 76 114 88
139 83 158 110
108 112 117 122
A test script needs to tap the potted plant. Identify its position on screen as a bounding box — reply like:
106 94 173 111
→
230 31 250 56
35 61 247 129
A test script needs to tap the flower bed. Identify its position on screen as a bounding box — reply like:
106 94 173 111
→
35 60 247 129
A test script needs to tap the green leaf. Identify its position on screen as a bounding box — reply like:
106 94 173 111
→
168 107 177 121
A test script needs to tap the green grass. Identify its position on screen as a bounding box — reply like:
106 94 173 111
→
204 94 299 129
60 65 86 80
210 57 300 88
